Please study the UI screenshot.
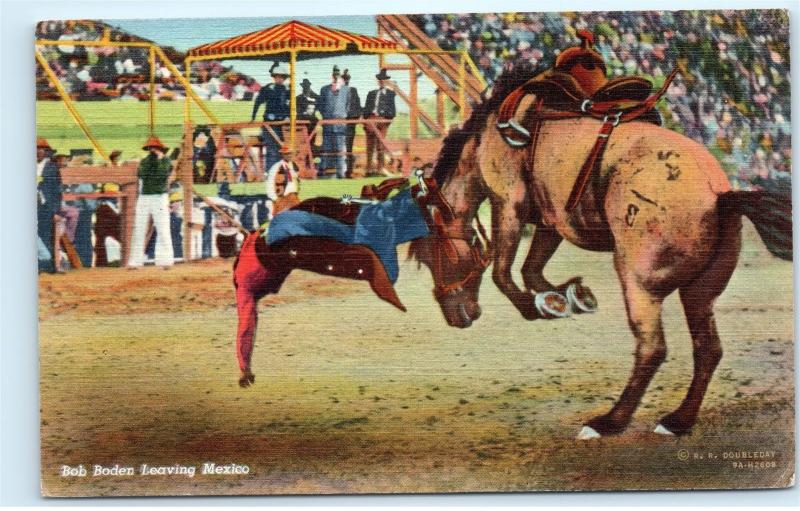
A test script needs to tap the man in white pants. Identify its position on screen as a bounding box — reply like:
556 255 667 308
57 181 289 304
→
128 136 174 268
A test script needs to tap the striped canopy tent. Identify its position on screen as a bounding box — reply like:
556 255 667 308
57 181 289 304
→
184 20 401 148
186 20 399 61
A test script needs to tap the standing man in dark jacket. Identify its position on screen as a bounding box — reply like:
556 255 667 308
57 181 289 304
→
296 78 320 136
342 69 361 177
128 136 174 269
363 68 396 176
37 138 61 272
296 77 320 169
252 63 290 171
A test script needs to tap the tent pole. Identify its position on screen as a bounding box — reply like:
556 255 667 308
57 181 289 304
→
34 49 110 161
183 57 191 125
149 45 156 135
289 50 297 150
153 46 219 124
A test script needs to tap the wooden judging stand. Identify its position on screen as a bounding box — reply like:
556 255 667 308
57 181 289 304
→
59 162 139 267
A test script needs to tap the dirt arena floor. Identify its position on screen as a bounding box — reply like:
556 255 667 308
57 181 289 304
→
39 222 794 496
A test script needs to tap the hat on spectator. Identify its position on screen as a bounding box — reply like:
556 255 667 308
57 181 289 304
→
375 68 391 80
555 29 608 96
332 65 341 77
301 78 312 87
37 137 54 152
270 65 289 77
142 135 168 151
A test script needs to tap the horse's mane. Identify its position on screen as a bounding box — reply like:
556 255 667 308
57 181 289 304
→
432 62 539 186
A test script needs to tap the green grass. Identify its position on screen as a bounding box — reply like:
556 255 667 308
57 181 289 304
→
36 96 461 162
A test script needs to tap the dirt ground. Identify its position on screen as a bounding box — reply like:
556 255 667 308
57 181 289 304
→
39 222 794 496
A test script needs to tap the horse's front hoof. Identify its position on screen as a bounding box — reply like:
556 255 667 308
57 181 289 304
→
565 282 598 314
577 425 602 440
239 369 255 388
534 291 571 319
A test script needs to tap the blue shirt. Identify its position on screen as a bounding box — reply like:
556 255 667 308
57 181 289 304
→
266 189 429 282
252 83 290 121
318 84 351 134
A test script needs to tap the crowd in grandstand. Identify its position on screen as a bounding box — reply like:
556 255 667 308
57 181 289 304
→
413 10 791 190
35 20 260 102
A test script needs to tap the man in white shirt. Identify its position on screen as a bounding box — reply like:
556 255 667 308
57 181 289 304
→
265 145 300 219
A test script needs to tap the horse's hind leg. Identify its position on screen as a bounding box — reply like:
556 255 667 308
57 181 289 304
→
656 220 741 436
580 261 667 438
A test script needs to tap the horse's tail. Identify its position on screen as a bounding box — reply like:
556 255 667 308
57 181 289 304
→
718 190 793 261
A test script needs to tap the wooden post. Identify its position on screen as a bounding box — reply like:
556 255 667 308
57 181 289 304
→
377 23 386 71
289 50 297 150
408 64 418 140
149 46 156 135
181 124 194 261
119 182 137 267
436 88 446 131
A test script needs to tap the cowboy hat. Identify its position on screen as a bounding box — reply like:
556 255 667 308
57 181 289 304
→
142 135 168 151
331 65 341 76
37 137 54 152
300 78 312 87
375 68 391 80
270 65 289 77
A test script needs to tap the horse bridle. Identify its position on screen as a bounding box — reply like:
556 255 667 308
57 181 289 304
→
416 179 491 300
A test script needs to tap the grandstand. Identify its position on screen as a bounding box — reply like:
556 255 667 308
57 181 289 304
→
36 19 261 103
36 11 791 190
402 10 791 189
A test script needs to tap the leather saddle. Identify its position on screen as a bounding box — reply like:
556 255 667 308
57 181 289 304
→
252 177 423 311
504 69 663 128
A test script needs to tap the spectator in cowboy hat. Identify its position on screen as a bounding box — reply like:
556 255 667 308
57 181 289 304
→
296 77 320 168
265 144 301 219
252 62 291 171
363 68 397 176
296 77 320 135
128 135 174 269
317 65 351 178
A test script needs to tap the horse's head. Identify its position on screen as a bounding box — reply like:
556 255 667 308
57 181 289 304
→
410 186 491 328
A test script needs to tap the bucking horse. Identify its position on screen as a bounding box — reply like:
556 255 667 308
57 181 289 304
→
408 60 792 440
233 57 791 441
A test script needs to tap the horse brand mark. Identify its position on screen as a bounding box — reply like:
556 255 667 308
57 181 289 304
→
666 162 682 180
626 204 639 226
